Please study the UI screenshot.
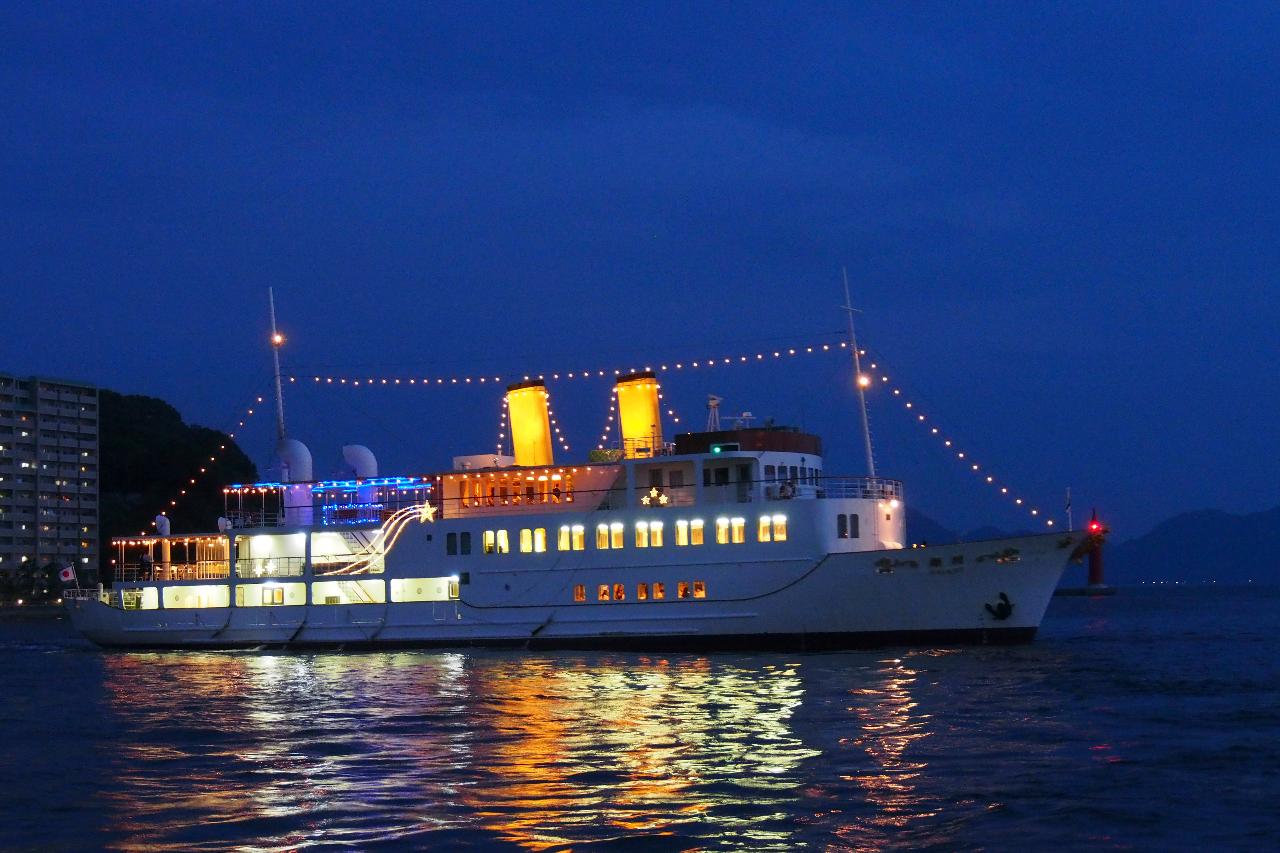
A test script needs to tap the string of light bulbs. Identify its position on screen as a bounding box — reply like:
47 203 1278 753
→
138 396 264 534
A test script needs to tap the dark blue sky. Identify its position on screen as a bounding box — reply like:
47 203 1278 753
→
2 2 1277 537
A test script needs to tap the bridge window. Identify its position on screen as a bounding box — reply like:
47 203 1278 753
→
574 584 585 602
653 581 666 599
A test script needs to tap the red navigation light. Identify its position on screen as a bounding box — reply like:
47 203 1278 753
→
1088 521 1102 533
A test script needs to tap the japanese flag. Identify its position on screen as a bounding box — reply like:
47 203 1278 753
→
58 565 77 584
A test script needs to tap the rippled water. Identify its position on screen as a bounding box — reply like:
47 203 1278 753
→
2 586 1278 851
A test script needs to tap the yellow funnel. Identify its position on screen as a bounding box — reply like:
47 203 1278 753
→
506 380 554 467
615 371 663 458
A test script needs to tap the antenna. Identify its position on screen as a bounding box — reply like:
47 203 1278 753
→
706 395 722 431
842 267 876 477
268 287 287 441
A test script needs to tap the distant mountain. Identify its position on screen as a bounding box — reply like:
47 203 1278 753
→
1106 505 1280 585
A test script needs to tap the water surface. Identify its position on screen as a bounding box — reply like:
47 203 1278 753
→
2 586 1277 851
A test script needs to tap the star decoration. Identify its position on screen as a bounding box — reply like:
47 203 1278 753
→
418 503 437 522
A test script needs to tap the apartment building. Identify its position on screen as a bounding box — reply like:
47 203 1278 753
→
0 374 99 574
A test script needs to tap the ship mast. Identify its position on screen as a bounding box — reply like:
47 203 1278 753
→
841 268 876 477
268 287 287 442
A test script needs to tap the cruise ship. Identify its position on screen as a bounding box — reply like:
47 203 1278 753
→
65 368 1100 650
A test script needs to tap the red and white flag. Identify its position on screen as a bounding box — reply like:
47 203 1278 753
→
58 565 77 584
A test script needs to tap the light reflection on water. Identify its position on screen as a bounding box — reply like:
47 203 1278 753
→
97 651 933 851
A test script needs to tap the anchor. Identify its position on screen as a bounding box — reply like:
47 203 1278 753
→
984 592 1014 620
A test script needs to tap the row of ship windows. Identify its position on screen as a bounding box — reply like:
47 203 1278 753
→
446 516 789 555
573 580 706 602
118 577 460 609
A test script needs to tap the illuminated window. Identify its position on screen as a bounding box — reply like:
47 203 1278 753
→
520 528 533 553
676 519 689 546
496 529 510 554
637 582 649 600
731 517 745 544
610 521 624 549
571 524 585 550
483 530 496 554
558 525 571 551
693 580 706 598
613 582 626 601
653 581 665 599
598 583 610 601
715 518 730 544
772 514 787 541
650 521 663 547
635 521 649 548
678 581 690 599
596 523 610 549
690 519 704 545
263 586 284 605
534 527 546 552
574 584 586 602
448 579 460 599
758 515 772 542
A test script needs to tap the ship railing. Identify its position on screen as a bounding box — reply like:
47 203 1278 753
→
116 561 231 582
235 557 306 578
226 511 285 528
63 587 110 603
802 476 903 501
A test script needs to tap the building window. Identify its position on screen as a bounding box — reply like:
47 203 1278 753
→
715 518 730 544
653 581 666 599
613 582 626 601
771 514 787 541
574 584 586 602
460 532 472 554
678 581 691 599
598 584 610 601
693 580 706 599
635 521 650 548
731 517 746 544
637 582 649 600
559 525 571 551
447 532 458 555
610 521 624 549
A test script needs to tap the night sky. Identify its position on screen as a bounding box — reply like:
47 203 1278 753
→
3 3 1277 538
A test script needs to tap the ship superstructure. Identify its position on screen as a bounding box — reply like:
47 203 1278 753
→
65 370 1096 649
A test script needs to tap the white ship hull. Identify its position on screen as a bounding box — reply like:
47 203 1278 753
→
66 531 1084 650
